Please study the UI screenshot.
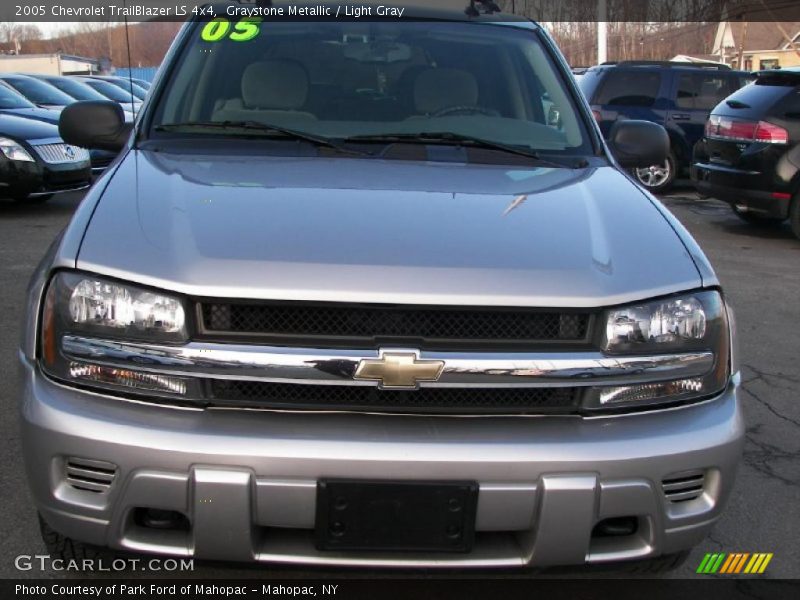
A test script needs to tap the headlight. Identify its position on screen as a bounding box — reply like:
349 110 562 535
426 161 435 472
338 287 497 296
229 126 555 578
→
0 136 34 162
40 272 194 399
603 294 712 354
584 290 730 411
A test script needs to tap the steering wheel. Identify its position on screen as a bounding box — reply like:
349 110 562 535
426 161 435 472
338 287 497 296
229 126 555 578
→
431 105 499 117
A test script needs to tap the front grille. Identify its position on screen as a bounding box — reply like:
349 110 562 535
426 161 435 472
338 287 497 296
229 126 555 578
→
33 142 90 164
64 457 117 494
208 380 580 414
199 301 592 349
661 471 705 503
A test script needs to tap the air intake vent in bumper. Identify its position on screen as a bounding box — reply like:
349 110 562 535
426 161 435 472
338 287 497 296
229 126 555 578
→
662 471 705 503
65 457 117 494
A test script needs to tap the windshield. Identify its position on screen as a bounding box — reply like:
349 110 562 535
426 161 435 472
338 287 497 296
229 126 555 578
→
44 77 109 102
78 78 138 103
2 77 75 105
152 20 591 158
0 83 35 109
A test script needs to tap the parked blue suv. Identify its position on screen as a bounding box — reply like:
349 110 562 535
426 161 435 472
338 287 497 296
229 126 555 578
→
579 61 753 192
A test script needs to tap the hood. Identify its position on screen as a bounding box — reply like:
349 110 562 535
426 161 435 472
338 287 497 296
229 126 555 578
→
1 106 60 125
0 113 60 142
77 151 703 308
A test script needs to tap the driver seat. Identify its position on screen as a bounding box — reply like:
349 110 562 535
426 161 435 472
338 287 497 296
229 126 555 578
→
406 68 479 119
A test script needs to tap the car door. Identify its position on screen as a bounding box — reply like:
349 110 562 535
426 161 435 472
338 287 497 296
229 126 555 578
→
669 72 739 159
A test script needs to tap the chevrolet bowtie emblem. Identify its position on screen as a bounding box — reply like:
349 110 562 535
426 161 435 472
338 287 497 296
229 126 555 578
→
354 351 445 389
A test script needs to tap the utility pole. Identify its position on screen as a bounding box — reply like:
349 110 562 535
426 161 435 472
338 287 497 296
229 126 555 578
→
598 0 608 64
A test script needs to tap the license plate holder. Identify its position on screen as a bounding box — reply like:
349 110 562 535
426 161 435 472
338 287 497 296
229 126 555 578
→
315 479 478 552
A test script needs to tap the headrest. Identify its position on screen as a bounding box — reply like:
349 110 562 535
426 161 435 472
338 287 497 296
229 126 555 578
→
241 60 309 110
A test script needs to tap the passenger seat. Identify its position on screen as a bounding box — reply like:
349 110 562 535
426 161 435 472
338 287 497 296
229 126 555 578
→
213 59 316 124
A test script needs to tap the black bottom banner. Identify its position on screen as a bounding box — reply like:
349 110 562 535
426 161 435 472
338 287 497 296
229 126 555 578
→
5 579 800 600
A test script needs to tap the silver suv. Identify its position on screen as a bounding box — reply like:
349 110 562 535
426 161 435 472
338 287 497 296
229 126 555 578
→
21 2 742 570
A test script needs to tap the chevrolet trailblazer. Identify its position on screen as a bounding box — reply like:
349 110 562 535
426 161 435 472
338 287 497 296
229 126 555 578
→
20 1 742 571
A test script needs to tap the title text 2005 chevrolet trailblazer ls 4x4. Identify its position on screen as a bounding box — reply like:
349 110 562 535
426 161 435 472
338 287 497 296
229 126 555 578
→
19 3 742 571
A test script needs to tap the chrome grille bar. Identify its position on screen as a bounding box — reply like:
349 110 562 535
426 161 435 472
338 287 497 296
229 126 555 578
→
61 336 715 388
32 142 90 164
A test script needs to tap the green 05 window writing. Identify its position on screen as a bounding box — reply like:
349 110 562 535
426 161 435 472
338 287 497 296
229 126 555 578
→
201 18 262 43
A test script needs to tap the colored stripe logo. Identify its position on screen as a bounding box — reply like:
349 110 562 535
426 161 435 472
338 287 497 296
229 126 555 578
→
697 552 773 574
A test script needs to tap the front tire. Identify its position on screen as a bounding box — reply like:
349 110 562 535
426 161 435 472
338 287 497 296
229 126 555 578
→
38 513 118 565
634 152 676 194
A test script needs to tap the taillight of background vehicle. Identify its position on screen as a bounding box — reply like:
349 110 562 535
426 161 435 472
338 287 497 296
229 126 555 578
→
705 115 789 144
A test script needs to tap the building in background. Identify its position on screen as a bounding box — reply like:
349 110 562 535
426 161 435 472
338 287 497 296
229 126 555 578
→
114 66 158 83
713 21 800 70
0 53 101 75
671 54 729 66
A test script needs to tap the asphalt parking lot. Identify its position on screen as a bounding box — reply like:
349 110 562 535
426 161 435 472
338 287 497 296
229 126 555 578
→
1 186 798 579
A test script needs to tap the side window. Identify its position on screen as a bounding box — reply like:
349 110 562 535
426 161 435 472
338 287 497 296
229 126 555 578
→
594 70 661 107
782 90 800 117
676 74 731 111
675 74 700 109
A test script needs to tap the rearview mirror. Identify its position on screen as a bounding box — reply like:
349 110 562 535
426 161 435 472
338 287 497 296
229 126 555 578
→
59 101 131 152
607 120 668 169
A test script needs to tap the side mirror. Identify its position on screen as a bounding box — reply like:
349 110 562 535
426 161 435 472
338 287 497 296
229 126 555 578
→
607 120 669 169
59 101 132 152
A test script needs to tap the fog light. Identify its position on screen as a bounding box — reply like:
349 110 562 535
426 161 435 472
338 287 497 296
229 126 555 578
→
134 508 190 531
597 378 704 406
69 363 187 395
592 516 638 538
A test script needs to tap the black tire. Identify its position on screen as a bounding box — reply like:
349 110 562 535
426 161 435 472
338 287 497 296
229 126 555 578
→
731 205 785 226
38 513 119 565
13 193 53 204
633 151 677 194
790 195 800 240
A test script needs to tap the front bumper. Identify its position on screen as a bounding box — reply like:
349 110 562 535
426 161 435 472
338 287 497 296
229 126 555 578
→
20 355 744 568
0 158 91 198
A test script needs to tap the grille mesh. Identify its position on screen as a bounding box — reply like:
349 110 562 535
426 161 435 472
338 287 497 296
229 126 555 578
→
33 143 90 164
200 302 590 348
208 380 580 414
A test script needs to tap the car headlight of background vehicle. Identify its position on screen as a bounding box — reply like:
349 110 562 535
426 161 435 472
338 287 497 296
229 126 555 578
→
40 271 196 399
0 136 34 162
583 290 730 411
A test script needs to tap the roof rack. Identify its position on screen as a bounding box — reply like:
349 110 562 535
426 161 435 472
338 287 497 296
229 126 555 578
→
601 60 731 71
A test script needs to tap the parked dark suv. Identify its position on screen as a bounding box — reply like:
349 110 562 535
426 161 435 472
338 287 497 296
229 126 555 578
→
579 61 753 192
692 67 800 238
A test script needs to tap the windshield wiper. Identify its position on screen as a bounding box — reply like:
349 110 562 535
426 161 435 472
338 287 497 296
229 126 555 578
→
344 132 586 168
154 121 371 156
